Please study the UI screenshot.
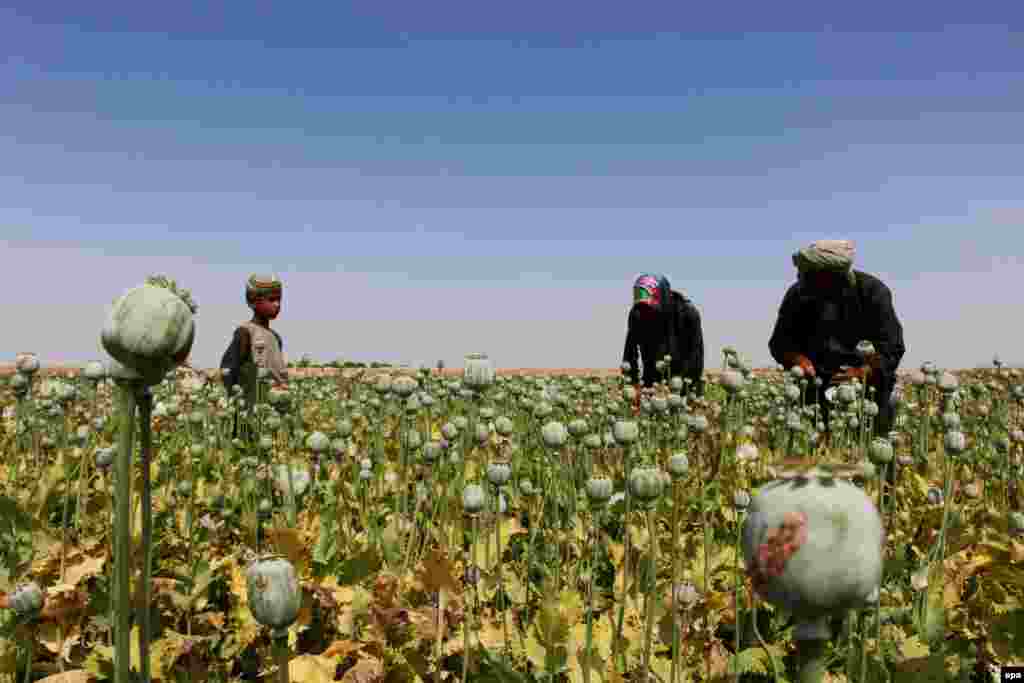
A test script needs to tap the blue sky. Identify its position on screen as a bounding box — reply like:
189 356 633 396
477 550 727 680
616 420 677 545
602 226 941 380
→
2 3 1023 370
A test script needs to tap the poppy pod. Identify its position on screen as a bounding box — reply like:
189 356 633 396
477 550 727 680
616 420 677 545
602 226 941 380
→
101 284 195 386
742 474 883 620
7 582 44 617
246 555 301 638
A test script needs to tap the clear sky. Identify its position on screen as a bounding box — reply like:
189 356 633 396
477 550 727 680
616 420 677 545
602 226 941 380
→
2 3 1023 371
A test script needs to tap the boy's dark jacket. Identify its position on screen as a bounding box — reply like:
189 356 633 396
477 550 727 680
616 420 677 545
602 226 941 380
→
622 290 705 393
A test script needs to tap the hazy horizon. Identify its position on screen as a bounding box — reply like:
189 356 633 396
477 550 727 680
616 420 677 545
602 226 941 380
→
3 4 1022 372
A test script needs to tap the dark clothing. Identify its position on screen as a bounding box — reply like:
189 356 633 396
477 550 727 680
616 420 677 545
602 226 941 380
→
769 270 905 435
220 325 284 395
220 323 284 440
623 290 705 394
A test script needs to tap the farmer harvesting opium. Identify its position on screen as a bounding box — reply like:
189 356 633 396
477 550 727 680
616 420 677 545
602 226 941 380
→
769 240 905 436
221 274 289 439
622 273 705 398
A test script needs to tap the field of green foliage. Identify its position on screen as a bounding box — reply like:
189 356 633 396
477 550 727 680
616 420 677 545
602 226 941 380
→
0 349 1022 683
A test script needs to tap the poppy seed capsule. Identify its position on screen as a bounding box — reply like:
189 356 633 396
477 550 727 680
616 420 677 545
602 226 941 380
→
612 420 639 445
407 429 424 450
246 555 301 639
95 447 115 469
463 352 495 389
423 441 442 463
541 421 568 448
944 431 967 455
100 284 195 385
486 462 512 488
462 484 487 514
733 490 751 510
494 416 514 436
629 467 664 503
689 415 709 434
474 424 490 445
667 452 689 479
441 422 458 440
868 438 894 464
8 582 44 617
568 419 589 437
742 475 883 620
83 360 106 381
586 476 613 504
672 582 700 611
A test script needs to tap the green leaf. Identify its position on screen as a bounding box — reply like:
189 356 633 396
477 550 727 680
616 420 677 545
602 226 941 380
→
335 548 382 585
990 607 1024 662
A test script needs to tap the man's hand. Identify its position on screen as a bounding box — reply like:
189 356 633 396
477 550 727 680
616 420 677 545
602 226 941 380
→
632 384 642 414
783 352 816 378
831 365 870 385
863 352 883 372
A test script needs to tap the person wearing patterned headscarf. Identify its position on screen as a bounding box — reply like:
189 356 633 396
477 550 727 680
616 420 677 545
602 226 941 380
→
769 240 905 438
220 274 290 439
622 273 705 399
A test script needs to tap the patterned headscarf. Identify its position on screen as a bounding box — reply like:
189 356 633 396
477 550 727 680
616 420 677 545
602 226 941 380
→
792 240 857 286
633 273 672 311
246 273 283 304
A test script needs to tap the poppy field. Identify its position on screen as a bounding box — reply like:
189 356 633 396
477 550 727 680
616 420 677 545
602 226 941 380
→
1 348 1022 683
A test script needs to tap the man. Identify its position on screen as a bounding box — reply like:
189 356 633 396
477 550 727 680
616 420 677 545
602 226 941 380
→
622 273 705 401
768 240 905 437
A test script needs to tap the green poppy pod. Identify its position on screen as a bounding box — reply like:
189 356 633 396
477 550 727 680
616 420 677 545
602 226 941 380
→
667 452 689 479
494 416 514 436
586 476 613 505
305 431 330 453
463 352 495 389
100 284 195 385
487 462 512 488
246 555 301 638
612 420 639 445
944 431 967 455
628 467 664 503
8 582 44 617
868 438 894 464
392 375 418 398
462 484 487 514
541 421 568 448
568 419 589 437
742 475 883 621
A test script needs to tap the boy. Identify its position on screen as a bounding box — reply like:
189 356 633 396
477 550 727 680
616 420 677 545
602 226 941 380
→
221 274 289 439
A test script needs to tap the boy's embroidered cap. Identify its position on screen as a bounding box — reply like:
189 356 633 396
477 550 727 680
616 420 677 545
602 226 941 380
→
246 273 283 301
